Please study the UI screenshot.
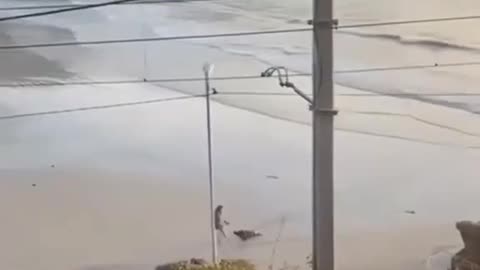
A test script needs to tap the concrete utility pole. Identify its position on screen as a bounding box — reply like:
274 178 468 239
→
203 63 218 264
312 0 335 269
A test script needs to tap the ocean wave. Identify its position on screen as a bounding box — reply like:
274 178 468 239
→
217 1 309 26
337 30 480 53
0 23 76 82
223 42 309 56
199 43 274 67
193 33 480 116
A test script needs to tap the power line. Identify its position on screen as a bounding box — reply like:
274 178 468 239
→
0 94 203 120
217 91 480 97
336 61 480 74
0 73 311 88
0 5 85 11
338 92 480 97
4 15 477 49
0 28 312 50
2 91 477 140
338 127 480 149
0 0 145 22
0 0 208 11
2 60 480 88
218 92 302 97
0 90 478 149
0 11 477 51
343 109 480 138
0 2 478 28
337 15 480 29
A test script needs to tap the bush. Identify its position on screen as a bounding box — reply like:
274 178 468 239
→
156 259 256 270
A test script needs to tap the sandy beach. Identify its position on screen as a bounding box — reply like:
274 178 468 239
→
0 83 477 270
0 1 480 270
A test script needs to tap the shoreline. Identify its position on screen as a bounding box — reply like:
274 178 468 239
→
0 22 75 83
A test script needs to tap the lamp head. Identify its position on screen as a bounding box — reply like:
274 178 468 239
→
203 63 215 76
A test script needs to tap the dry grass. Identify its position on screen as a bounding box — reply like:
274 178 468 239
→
156 259 256 270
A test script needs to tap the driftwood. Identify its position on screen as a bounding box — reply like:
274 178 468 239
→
451 221 480 270
233 230 262 241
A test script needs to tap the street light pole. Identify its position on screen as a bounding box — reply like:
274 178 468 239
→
312 0 335 269
203 63 218 264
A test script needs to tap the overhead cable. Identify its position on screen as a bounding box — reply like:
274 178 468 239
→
0 73 310 88
337 15 480 29
216 92 480 97
0 28 312 50
0 0 143 22
0 94 203 120
0 0 208 11
2 60 480 88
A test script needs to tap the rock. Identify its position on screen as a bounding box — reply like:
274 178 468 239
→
233 230 262 241
457 221 480 252
451 221 480 270
190 258 208 266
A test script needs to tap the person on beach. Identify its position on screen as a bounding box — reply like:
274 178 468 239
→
214 205 229 237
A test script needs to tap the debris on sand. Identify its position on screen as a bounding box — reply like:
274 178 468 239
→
404 210 416 214
233 230 262 241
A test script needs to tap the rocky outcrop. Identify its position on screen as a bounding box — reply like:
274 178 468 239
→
451 221 480 270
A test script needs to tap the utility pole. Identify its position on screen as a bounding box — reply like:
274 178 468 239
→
312 0 335 269
142 7 148 80
203 63 218 264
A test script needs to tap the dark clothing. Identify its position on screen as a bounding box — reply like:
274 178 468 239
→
214 206 226 237
214 207 223 230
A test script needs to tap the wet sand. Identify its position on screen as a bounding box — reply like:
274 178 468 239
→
0 85 476 270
